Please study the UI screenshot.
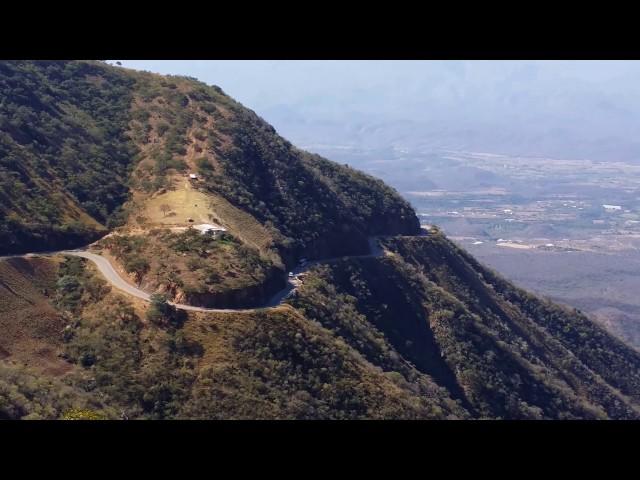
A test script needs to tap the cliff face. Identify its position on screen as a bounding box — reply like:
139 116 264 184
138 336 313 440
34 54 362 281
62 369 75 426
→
181 268 286 309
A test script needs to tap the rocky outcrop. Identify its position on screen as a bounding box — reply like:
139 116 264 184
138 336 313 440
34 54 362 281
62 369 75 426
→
181 269 286 309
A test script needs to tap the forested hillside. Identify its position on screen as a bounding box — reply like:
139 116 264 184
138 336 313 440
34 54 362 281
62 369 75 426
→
2 61 640 420
0 60 418 258
0 61 137 252
5 231 640 419
289 230 640 419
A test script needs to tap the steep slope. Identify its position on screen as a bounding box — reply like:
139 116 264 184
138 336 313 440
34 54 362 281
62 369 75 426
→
2 61 640 420
0 256 74 375
6 231 640 420
122 67 419 261
1 255 467 420
0 61 137 252
0 60 418 259
289 230 640 419
0 60 418 308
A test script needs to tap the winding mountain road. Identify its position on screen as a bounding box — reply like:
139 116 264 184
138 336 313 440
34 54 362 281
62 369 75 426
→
63 236 386 312
66 249 289 313
2 229 429 313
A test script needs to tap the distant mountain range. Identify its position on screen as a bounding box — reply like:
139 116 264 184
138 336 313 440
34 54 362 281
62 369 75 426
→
246 61 640 163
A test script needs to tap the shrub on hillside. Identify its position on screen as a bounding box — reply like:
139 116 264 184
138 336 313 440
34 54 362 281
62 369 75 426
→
146 293 186 328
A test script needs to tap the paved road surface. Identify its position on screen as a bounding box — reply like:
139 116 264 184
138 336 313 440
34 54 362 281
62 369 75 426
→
2 228 429 313
59 250 263 313
66 237 388 312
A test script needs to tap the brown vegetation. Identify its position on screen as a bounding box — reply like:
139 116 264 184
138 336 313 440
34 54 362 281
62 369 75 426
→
97 228 284 308
0 256 72 376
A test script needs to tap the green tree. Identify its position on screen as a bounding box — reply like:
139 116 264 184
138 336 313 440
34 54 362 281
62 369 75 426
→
160 204 172 217
147 293 186 327
124 256 150 282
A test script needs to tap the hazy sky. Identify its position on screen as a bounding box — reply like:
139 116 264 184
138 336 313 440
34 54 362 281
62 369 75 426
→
116 60 640 109
114 60 640 161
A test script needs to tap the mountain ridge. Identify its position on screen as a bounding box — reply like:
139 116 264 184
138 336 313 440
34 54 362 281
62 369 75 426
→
1 60 640 420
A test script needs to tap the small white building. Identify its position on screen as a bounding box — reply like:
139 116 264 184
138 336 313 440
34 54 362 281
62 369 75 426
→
189 173 198 180
194 223 227 235
602 204 622 212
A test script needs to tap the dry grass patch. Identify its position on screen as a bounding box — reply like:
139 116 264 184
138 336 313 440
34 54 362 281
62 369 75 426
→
142 180 218 226
0 256 75 376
